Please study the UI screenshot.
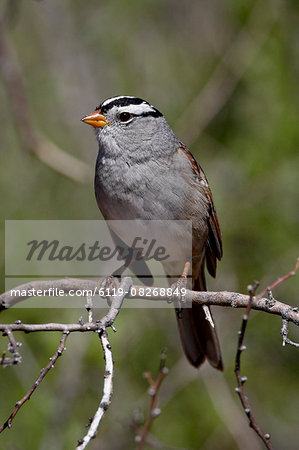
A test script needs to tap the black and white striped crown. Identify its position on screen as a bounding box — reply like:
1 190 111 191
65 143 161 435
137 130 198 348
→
96 96 163 118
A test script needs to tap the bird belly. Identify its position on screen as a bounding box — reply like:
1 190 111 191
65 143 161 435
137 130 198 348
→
94 157 206 264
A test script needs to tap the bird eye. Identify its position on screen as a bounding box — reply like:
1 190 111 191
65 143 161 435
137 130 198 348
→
118 112 132 122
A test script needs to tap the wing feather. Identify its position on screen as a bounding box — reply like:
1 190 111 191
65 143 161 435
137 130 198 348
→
178 144 223 278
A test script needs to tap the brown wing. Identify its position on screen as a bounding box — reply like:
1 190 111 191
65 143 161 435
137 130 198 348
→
178 144 223 278
176 145 223 370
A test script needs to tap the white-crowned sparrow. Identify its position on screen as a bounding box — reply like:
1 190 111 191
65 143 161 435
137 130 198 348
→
81 96 223 370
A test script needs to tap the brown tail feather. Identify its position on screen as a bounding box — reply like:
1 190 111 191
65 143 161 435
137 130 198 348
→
175 265 223 370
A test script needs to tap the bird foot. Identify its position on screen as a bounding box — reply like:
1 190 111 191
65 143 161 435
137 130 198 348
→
99 275 120 306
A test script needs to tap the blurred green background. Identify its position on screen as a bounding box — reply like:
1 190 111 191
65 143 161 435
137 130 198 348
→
0 0 298 449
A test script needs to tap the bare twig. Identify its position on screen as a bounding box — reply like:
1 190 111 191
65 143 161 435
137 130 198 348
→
136 350 168 450
232 260 299 448
0 322 104 333
200 366 261 450
6 330 20 355
0 332 68 434
281 319 299 348
76 329 114 450
0 328 22 366
0 352 18 368
75 279 133 448
1 276 298 326
0 277 132 439
76 278 132 448
0 263 297 446
234 282 273 449
77 277 132 447
258 257 299 299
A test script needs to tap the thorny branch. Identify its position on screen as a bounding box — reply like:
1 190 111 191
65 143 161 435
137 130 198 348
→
136 350 169 450
234 259 299 450
259 257 299 298
0 329 22 367
1 277 299 326
0 261 298 447
234 282 273 450
76 277 133 448
280 319 299 348
0 332 68 433
76 329 114 450
0 277 132 443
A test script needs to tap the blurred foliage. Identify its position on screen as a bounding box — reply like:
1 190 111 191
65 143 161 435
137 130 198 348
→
0 0 298 449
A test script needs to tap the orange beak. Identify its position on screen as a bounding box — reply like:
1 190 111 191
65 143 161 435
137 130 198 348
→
81 109 110 128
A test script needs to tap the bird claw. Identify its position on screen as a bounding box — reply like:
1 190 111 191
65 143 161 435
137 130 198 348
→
100 275 120 306
169 277 188 304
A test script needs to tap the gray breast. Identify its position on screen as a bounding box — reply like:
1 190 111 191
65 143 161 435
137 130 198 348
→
94 151 196 221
